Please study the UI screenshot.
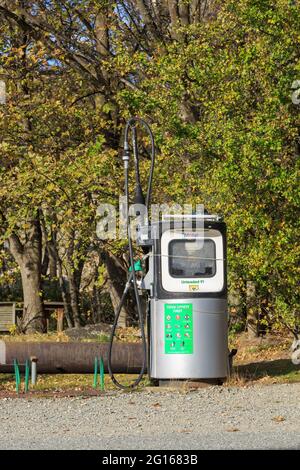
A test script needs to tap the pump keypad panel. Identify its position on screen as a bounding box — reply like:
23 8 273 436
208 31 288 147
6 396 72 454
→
164 304 193 354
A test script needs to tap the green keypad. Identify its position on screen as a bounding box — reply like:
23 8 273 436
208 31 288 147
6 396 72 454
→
164 303 193 354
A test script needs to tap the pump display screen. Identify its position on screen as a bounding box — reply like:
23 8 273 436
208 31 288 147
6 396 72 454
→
168 239 216 278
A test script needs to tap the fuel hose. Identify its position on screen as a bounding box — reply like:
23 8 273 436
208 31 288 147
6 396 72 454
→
107 117 155 389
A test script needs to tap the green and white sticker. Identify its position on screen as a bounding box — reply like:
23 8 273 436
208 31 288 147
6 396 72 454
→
164 303 193 354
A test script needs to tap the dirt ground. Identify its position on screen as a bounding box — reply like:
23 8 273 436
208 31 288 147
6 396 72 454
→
0 331 299 398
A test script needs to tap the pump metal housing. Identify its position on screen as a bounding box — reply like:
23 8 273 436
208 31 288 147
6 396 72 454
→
138 214 228 382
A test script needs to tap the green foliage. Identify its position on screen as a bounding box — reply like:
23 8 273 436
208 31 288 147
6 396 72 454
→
0 0 299 330
114 0 300 326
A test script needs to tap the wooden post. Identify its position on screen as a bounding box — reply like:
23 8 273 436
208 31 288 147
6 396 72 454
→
56 308 64 333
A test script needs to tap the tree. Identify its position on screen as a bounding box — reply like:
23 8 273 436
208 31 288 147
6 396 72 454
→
1 0 216 330
114 0 300 333
0 0 299 335
0 4 119 330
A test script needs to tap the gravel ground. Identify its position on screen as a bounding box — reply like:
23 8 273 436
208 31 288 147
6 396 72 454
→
0 382 300 450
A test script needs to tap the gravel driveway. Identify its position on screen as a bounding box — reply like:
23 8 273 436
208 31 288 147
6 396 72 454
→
0 382 300 450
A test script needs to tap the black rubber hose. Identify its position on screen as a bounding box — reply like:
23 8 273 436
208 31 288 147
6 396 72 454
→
124 117 155 210
107 117 155 390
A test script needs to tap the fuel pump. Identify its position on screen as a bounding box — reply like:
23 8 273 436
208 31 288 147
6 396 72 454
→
107 118 229 388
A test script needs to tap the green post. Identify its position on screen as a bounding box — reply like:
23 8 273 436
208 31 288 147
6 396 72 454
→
93 357 98 388
13 359 20 394
99 356 105 391
16 360 20 386
24 359 30 393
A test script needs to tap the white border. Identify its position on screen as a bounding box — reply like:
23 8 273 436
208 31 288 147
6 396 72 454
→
161 229 224 293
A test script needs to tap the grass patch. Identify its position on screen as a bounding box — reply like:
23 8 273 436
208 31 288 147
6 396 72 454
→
0 332 71 343
0 327 141 343
81 334 110 343
0 372 150 396
227 333 300 386
228 360 300 386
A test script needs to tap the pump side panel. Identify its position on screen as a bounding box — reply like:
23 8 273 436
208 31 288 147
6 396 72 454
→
150 298 228 379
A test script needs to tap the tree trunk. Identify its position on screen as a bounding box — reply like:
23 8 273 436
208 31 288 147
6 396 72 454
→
8 218 45 333
67 268 82 328
20 263 45 333
57 256 74 329
104 251 132 327
48 247 57 278
40 215 73 328
246 281 259 338
108 280 127 327
91 285 102 323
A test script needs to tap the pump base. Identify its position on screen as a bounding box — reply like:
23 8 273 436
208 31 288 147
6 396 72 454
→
157 378 225 388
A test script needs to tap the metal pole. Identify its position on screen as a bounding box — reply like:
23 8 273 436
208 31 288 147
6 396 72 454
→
31 356 38 386
99 356 105 391
93 357 98 388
